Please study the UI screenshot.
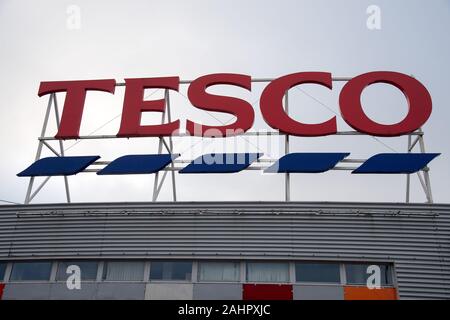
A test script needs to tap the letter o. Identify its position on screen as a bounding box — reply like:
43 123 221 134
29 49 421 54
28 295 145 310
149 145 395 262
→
339 71 432 136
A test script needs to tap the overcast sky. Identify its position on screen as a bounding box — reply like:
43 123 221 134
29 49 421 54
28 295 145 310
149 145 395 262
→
0 0 449 204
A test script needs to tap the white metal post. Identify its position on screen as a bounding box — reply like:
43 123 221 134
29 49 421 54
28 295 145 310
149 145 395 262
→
284 92 290 201
406 134 411 203
24 94 53 204
152 110 165 201
166 89 177 201
417 128 433 203
53 94 71 203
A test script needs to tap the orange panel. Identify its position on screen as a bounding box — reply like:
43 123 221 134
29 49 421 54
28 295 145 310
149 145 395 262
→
344 286 397 300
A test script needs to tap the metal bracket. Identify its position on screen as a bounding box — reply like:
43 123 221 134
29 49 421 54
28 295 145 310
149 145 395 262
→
24 93 71 204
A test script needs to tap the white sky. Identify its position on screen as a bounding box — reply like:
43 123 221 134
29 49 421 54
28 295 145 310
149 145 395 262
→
0 0 449 204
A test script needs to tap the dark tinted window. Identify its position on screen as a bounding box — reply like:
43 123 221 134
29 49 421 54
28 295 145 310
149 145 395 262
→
0 263 6 281
10 262 52 281
296 262 340 283
57 261 98 281
345 263 393 286
150 261 192 281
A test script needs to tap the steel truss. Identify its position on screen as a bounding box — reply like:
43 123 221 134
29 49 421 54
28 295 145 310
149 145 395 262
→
24 78 434 204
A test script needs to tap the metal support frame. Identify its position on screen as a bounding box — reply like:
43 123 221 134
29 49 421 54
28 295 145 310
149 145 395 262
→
406 128 433 203
24 94 71 204
284 92 290 202
24 78 435 204
152 89 177 202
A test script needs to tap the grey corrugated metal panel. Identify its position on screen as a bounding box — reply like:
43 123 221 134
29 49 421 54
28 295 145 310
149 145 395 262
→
2 200 448 211
5 245 447 259
399 293 449 300
2 212 444 219
3 236 447 246
6 226 448 234
7 210 448 219
400 283 450 291
10 242 424 251
6 244 445 256
17 225 448 232
398 274 449 282
4 232 447 241
11 218 447 225
398 284 450 291
3 230 446 240
396 266 450 274
7 222 449 232
7 248 446 260
0 201 449 299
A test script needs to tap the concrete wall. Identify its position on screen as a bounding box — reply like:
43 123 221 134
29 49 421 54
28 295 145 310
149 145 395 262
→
1 282 399 300
145 283 193 300
293 285 344 300
2 282 238 300
193 283 242 300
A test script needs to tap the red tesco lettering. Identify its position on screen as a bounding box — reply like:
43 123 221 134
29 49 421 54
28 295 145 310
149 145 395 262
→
37 71 432 139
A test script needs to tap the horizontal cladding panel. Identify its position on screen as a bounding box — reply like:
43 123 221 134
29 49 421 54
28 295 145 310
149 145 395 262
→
0 201 449 299
8 215 448 222
1 232 448 239
5 245 448 257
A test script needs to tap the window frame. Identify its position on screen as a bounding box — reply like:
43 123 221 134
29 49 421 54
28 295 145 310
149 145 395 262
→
0 262 7 282
149 260 193 282
245 261 290 284
197 261 241 283
9 261 53 282
56 260 99 282
101 260 146 282
294 261 342 285
344 262 394 287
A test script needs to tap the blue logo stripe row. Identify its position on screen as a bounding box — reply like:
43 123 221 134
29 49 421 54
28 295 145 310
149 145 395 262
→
351 153 440 174
265 153 350 173
17 153 440 177
17 156 100 177
97 154 180 175
179 153 263 174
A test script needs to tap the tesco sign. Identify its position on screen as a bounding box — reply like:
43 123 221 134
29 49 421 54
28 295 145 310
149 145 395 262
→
37 71 432 139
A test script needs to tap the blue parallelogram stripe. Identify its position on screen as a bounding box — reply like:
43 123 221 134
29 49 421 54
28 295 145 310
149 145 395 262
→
265 153 350 173
180 153 263 173
97 154 179 175
17 156 100 177
352 153 440 174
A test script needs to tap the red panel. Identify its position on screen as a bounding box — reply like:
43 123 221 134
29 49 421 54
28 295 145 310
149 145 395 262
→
0 283 5 300
243 284 293 300
344 286 398 300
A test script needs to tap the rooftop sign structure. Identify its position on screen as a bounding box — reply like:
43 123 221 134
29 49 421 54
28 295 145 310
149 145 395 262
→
18 72 439 204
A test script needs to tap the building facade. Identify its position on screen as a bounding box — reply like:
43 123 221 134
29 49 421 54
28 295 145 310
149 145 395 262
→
0 201 448 300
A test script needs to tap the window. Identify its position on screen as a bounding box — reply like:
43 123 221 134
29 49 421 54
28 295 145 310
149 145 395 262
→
0 262 6 281
102 261 144 281
246 262 289 283
198 261 240 282
295 262 341 283
10 261 52 281
150 261 192 281
57 261 98 281
345 263 393 286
